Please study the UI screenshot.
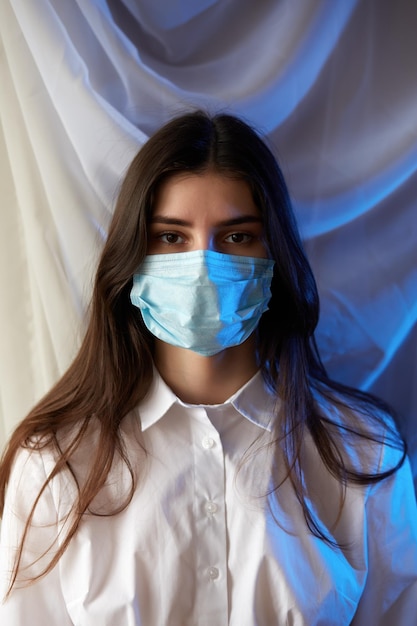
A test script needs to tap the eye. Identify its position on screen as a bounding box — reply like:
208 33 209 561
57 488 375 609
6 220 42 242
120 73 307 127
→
158 232 185 245
224 232 254 244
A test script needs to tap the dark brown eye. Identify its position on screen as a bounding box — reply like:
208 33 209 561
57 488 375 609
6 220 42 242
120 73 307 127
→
160 232 184 244
225 233 252 244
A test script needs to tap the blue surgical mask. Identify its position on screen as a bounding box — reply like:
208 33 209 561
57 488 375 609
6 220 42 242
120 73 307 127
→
130 250 275 356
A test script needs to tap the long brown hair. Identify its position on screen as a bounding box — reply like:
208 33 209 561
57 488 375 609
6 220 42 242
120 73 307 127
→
0 110 405 593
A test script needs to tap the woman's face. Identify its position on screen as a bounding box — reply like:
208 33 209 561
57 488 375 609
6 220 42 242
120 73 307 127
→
147 171 268 258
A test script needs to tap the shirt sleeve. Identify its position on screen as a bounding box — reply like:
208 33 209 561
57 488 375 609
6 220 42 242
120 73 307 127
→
0 447 74 625
352 454 417 625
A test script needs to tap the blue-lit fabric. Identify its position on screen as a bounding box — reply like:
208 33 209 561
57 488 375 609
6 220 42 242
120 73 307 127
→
130 250 275 356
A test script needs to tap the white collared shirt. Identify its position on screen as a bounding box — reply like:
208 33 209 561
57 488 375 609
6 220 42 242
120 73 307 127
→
1 370 417 625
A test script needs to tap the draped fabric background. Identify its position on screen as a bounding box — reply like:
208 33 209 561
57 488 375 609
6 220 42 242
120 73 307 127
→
1 0 416 487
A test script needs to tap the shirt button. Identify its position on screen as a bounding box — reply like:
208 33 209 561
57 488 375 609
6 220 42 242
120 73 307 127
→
202 436 215 449
205 501 218 516
207 566 219 580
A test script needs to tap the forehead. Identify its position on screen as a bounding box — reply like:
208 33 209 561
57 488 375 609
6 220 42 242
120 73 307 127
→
152 171 260 217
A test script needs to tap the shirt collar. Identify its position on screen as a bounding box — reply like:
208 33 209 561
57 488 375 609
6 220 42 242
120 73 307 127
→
139 366 278 432
226 368 277 431
139 367 178 431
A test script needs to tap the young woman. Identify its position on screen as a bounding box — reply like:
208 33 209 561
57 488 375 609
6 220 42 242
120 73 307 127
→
1 111 416 625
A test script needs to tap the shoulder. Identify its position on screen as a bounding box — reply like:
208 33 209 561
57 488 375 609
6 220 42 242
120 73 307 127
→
310 383 405 477
7 444 56 494
4 442 69 523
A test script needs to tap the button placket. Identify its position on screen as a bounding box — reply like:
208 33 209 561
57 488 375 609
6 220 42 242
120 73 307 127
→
194 416 228 618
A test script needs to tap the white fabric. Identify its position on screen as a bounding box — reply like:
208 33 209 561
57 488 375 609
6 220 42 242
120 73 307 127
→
1 0 417 488
1 370 417 624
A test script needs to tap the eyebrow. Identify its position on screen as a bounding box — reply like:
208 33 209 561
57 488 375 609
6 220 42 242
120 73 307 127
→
149 215 263 227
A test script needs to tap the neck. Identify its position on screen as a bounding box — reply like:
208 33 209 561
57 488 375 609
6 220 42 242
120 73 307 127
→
153 336 259 404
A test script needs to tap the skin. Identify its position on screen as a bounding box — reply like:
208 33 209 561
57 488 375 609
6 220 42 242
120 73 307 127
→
147 171 268 404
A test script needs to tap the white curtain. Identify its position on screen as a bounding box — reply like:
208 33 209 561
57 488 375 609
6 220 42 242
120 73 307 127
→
1 0 416 486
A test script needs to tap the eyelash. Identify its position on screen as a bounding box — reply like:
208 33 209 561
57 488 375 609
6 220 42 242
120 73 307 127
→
157 232 185 244
155 231 255 245
224 232 254 244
